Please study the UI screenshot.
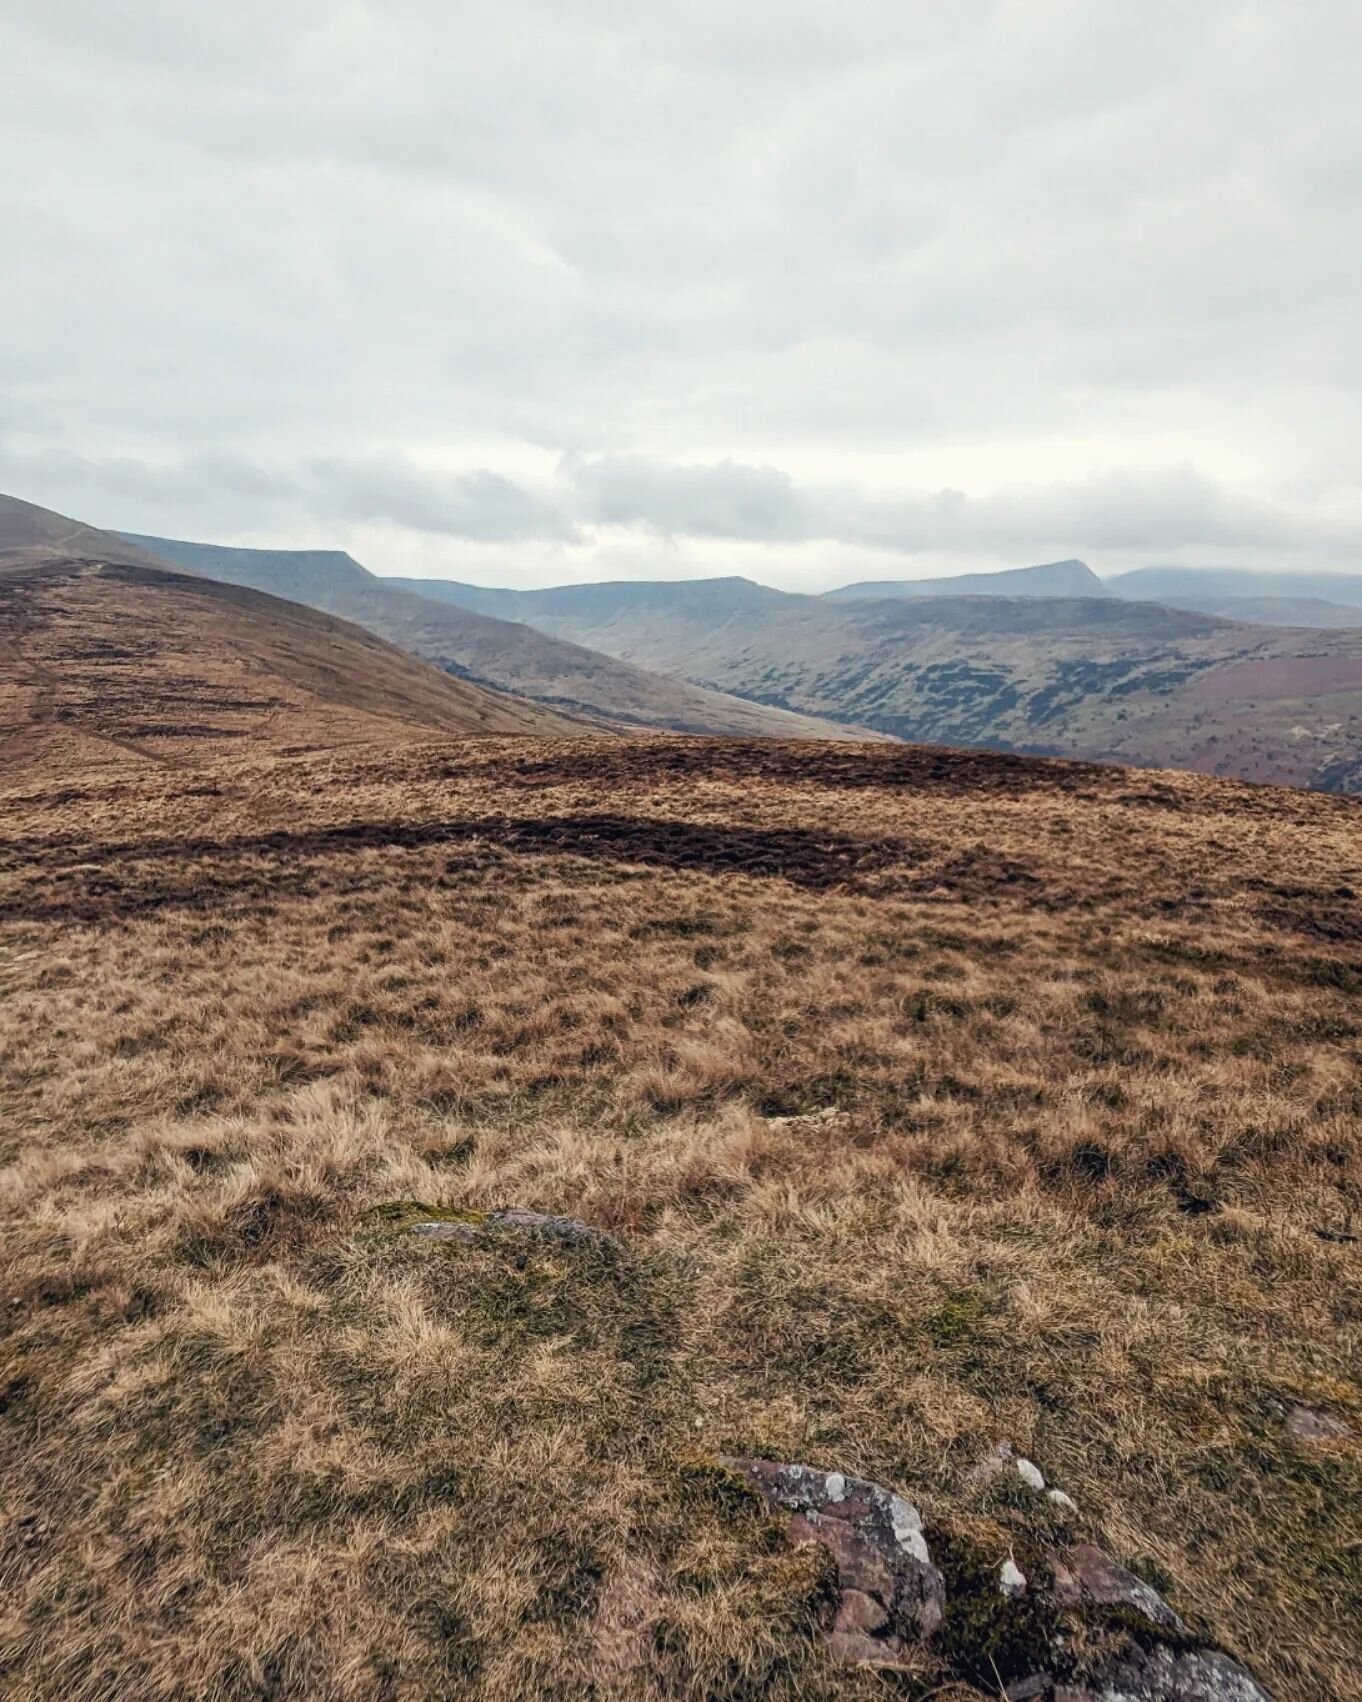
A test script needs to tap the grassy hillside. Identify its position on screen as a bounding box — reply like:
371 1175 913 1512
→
1 733 1359 1699
126 537 872 741
393 577 1362 792
0 552 586 778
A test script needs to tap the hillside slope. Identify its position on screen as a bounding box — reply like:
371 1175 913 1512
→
1134 593 1362 629
0 491 176 572
0 551 585 778
2 733 1358 1700
1110 565 1362 606
386 574 1362 791
126 537 871 741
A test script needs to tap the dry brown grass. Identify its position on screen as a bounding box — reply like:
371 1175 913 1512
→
2 736 1360 1700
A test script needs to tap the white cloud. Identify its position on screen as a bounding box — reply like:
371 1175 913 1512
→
2 0 1360 581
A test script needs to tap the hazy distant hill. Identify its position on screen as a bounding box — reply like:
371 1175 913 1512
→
1109 565 1362 606
824 558 1107 601
388 569 1362 791
125 538 867 741
1135 594 1362 629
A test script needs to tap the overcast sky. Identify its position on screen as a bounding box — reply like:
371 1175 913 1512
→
3 0 1360 589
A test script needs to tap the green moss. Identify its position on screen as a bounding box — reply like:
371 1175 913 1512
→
929 1515 1059 1688
924 1285 997 1349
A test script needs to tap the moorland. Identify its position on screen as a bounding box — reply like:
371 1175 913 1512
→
3 711 1360 1698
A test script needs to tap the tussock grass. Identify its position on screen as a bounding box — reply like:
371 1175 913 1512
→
1 736 1360 1699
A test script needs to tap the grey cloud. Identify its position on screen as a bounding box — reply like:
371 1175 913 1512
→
560 455 1360 560
5 429 1359 567
567 456 805 542
303 459 578 543
2 1 1360 576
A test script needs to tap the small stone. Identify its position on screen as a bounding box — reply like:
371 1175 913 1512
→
1048 1488 1079 1514
968 1440 1016 1485
1000 1557 1028 1597
1016 1457 1046 1491
1007 1676 1054 1701
1284 1403 1350 1443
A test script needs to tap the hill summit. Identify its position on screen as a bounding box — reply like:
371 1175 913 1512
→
825 558 1106 601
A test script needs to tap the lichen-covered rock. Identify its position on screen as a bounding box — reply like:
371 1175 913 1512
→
712 1455 1271 1700
408 1218 484 1243
720 1457 945 1667
407 1206 617 1249
1054 1644 1273 1700
1050 1542 1189 1635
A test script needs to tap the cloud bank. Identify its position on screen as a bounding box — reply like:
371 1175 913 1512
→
2 0 1360 584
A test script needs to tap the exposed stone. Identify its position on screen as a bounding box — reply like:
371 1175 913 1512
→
1050 1543 1188 1636
721 1457 945 1666
765 1106 847 1129
1016 1457 1047 1492
1055 1643 1273 1700
1007 1676 1055 1701
1048 1489 1079 1515
407 1207 617 1249
1283 1402 1350 1443
711 1455 1271 1700
408 1219 482 1243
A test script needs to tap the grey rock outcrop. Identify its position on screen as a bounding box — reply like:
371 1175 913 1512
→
716 1452 1271 1701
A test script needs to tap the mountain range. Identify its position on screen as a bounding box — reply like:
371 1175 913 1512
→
386 563 1362 791
0 496 585 776
6 490 1362 792
121 533 869 741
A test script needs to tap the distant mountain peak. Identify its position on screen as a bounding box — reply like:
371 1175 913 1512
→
825 558 1105 602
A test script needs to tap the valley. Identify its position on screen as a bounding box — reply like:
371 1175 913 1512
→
390 571 1362 791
